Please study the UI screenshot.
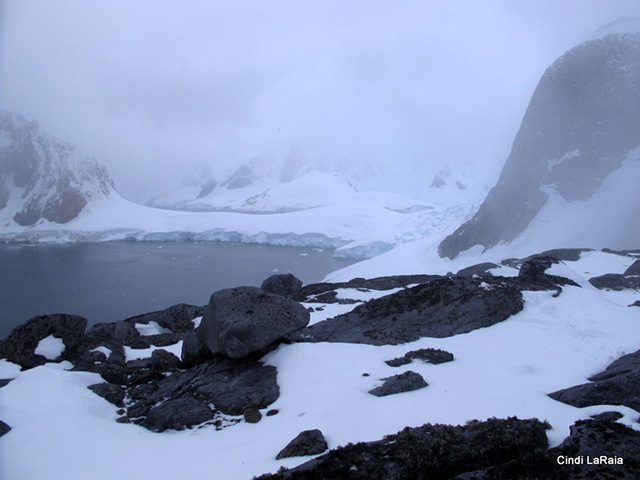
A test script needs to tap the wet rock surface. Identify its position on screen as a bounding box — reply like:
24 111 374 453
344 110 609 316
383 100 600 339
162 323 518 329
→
548 348 640 411
276 429 329 460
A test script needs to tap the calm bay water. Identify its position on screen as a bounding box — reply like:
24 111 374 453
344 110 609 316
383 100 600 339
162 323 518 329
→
0 242 355 339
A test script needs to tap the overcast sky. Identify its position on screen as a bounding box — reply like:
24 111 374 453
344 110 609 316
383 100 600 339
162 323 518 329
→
2 0 640 201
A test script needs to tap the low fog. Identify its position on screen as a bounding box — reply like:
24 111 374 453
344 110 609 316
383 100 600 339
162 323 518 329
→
1 0 639 202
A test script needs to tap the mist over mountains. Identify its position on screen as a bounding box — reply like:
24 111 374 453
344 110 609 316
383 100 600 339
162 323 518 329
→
439 29 640 258
0 111 116 227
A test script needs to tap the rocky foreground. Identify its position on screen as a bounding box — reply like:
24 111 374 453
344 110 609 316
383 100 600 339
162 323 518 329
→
1 248 639 479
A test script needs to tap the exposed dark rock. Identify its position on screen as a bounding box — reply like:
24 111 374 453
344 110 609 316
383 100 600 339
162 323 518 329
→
369 370 428 397
295 274 440 303
124 356 279 430
150 349 181 372
0 378 13 388
88 382 126 407
534 248 593 262
124 303 204 334
181 331 214 366
0 313 87 369
550 418 640 479
244 407 263 424
602 248 640 258
261 273 303 298
590 411 624 422
386 348 454 367
0 420 11 437
548 349 640 411
631 300 640 307
456 262 499 277
439 33 640 259
291 277 524 345
625 259 640 275
276 429 328 460
519 255 559 277
257 417 550 479
141 397 214 432
197 286 309 359
589 273 640 291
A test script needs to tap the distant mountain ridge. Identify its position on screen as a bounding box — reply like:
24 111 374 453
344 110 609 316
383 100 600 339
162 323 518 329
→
0 111 116 226
439 31 640 258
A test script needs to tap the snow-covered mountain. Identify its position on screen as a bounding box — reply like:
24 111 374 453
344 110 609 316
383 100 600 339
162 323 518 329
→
439 30 640 259
0 112 117 227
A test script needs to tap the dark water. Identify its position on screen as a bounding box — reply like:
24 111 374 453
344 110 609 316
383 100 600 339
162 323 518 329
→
0 242 355 339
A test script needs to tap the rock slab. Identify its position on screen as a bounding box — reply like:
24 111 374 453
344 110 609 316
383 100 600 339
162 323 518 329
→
276 429 328 460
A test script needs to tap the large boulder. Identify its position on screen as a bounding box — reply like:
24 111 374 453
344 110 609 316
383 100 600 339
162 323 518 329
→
439 30 640 259
197 286 310 358
0 314 87 369
276 429 328 460
368 371 428 397
261 273 303 298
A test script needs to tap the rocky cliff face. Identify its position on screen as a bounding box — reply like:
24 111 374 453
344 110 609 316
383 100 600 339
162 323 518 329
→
0 112 116 226
439 31 640 258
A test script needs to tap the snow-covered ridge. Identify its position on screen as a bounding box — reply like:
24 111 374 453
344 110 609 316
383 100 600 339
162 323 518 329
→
0 111 117 226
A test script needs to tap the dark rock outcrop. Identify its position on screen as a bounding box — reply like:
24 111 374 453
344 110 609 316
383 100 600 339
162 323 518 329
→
124 356 279 431
291 277 524 345
386 348 454 367
69 303 204 384
624 259 640 275
0 111 116 226
142 397 215 432
261 273 303 298
294 274 440 303
549 348 640 411
551 418 640 480
589 273 640 290
455 262 500 277
368 370 428 397
276 429 329 460
0 420 11 437
439 32 640 259
0 314 87 369
258 418 550 479
88 382 126 408
197 287 309 359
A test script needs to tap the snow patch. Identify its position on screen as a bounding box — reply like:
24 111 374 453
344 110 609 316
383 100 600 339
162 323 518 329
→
34 335 65 360
134 321 173 336
124 342 183 362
